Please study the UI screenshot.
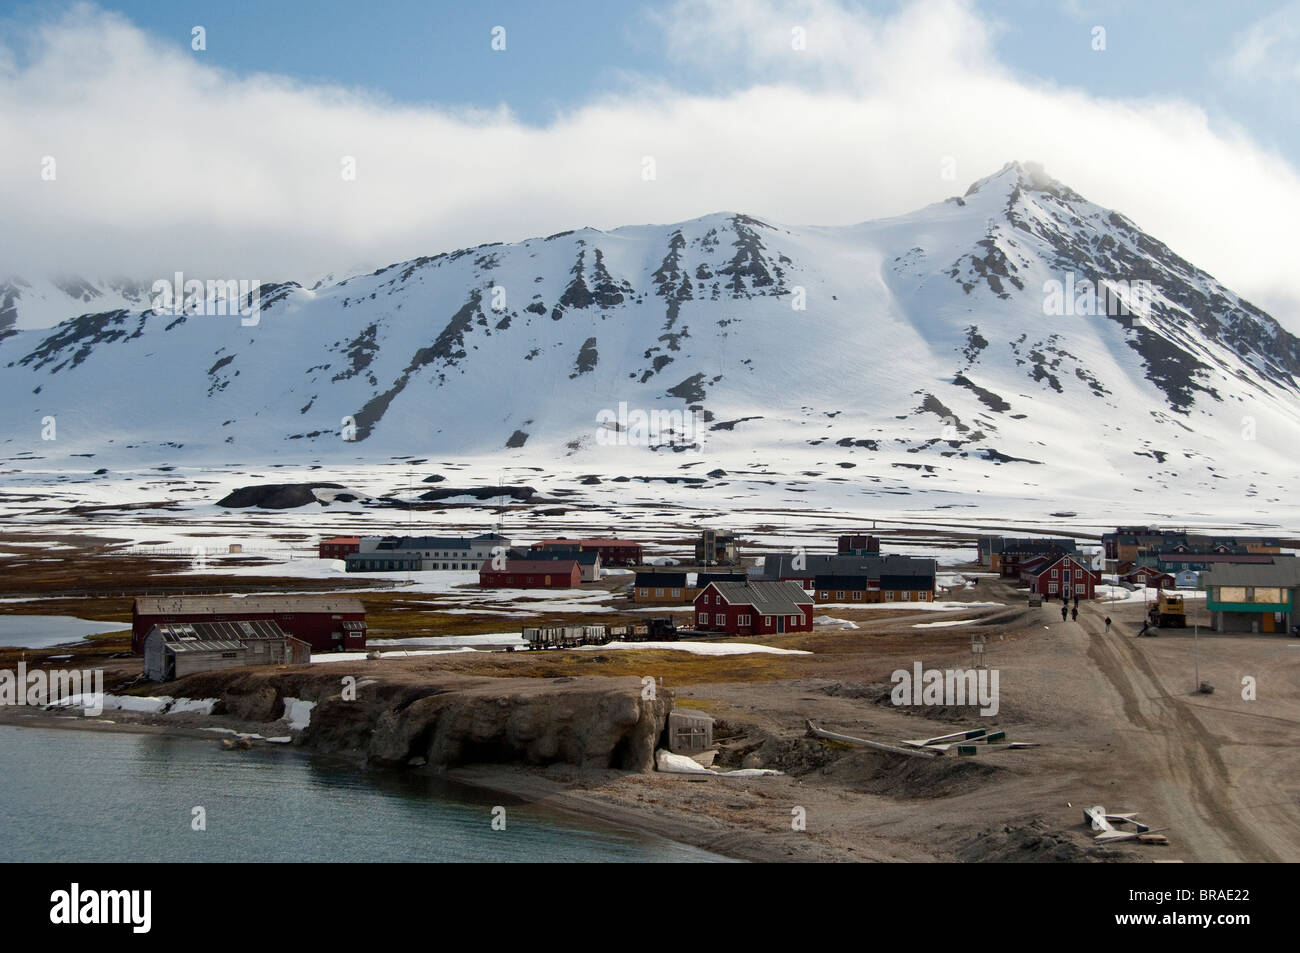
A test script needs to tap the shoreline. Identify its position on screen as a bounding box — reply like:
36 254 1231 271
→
0 705 774 863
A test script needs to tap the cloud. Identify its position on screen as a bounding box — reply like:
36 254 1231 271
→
3 0 1300 333
1222 1 1300 85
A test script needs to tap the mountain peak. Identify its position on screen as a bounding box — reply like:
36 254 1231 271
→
964 160 1076 201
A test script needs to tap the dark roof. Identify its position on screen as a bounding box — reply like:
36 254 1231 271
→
136 595 363 615
814 575 869 589
1153 552 1282 565
371 536 479 551
533 538 640 548
147 619 288 653
1201 561 1300 588
703 581 811 615
695 572 749 588
518 549 600 565
981 536 1077 555
1020 554 1095 577
635 571 688 586
763 553 936 580
482 560 581 575
881 574 935 589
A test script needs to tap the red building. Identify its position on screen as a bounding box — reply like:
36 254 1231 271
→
837 534 880 554
132 595 366 654
693 581 813 636
530 538 642 566
479 559 583 589
1020 554 1100 599
319 536 362 559
1122 566 1175 590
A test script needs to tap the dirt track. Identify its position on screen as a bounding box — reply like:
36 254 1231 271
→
1080 598 1298 862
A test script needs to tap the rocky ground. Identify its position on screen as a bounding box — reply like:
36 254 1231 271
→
3 539 1297 863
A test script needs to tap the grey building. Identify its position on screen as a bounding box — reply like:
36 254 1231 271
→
346 533 512 572
512 547 603 582
143 620 312 681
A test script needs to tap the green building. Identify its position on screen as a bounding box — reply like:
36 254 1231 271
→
1201 560 1300 634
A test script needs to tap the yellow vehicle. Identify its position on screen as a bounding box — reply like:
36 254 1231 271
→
1147 592 1186 628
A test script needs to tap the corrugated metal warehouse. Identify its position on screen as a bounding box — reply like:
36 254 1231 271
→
132 595 366 654
143 620 312 681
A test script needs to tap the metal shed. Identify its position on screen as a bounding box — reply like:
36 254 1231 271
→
143 619 311 681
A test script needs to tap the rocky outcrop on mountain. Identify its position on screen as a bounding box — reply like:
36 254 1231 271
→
216 482 351 508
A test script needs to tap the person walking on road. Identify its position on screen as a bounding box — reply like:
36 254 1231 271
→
1071 606 1079 622
1105 616 1112 633
1061 605 1068 622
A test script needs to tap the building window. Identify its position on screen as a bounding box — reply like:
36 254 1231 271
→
885 592 894 601
852 591 862 601
1075 583 1085 594
702 594 710 605
1048 583 1058 593
764 616 772 626
671 588 681 597
819 591 828 600
639 588 648 596
699 613 708 625
836 591 845 600
1051 568 1058 577
715 613 725 625
655 588 665 598
739 614 751 626
903 591 911 601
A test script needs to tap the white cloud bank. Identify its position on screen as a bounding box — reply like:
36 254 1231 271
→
2 0 1299 331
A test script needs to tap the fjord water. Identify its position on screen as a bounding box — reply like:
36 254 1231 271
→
0 726 728 862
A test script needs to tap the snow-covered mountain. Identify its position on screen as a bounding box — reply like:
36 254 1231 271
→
3 161 1298 508
0 275 159 332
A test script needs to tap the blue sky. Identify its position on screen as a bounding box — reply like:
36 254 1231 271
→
2 0 1293 155
2 0 1298 325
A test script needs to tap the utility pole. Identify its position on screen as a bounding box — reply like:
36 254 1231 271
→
1194 619 1200 692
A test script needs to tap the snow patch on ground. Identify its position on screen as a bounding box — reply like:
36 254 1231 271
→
813 616 860 629
656 749 784 776
574 641 809 656
282 697 315 730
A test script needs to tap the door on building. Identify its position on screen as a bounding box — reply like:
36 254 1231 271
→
777 616 785 633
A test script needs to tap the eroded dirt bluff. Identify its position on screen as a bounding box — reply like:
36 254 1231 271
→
163 668 672 771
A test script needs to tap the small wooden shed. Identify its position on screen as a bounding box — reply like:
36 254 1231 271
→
668 709 714 754
143 619 311 681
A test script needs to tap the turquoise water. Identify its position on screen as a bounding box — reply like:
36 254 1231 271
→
0 726 730 862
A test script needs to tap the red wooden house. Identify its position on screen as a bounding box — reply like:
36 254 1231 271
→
1122 565 1175 590
319 536 362 559
693 581 813 636
479 559 583 589
132 595 366 654
1020 554 1100 599
531 538 642 566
